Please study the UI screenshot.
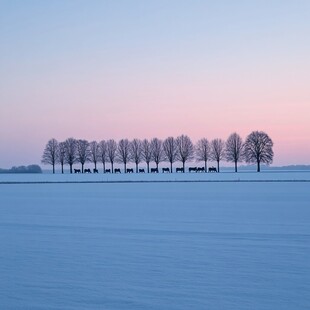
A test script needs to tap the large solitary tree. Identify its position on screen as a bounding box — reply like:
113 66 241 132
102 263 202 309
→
42 138 58 174
151 138 164 170
195 138 210 172
141 139 153 173
210 138 225 172
176 135 194 172
130 139 143 173
225 133 244 172
106 139 117 173
243 131 274 172
117 139 131 172
163 137 177 172
64 138 77 174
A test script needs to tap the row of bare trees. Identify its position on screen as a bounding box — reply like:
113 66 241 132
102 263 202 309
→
42 131 274 173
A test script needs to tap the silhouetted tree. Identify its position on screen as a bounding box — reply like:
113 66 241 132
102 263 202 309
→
176 135 194 172
117 139 131 173
76 139 90 173
141 139 153 173
64 138 77 174
99 140 108 173
58 141 66 174
42 138 58 174
225 133 244 172
195 138 210 172
163 137 177 172
89 141 100 170
107 139 117 173
244 131 274 172
210 138 225 172
130 139 143 173
151 138 164 170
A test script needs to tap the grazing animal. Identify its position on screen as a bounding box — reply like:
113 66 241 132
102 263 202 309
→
139 169 145 173
105 169 111 173
208 167 217 172
176 167 184 173
162 167 170 173
114 168 121 173
189 167 197 172
127 168 134 173
93 168 98 173
74 169 81 173
197 167 205 172
84 168 91 173
151 168 158 173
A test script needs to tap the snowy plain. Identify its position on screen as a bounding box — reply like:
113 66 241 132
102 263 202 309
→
0 172 309 309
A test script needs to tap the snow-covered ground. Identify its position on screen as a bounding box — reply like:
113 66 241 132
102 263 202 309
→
0 173 309 309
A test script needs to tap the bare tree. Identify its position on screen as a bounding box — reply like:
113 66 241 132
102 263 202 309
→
117 139 131 172
141 139 153 173
243 131 274 172
195 138 210 172
210 138 225 172
76 139 90 173
130 139 143 173
58 141 66 174
42 138 58 174
98 140 108 173
151 138 164 170
106 139 117 173
89 141 100 170
175 135 194 172
163 137 177 172
64 138 77 174
225 133 244 172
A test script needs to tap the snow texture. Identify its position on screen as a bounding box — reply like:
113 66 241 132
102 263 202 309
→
0 172 309 309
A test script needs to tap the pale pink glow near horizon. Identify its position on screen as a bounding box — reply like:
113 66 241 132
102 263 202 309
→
0 1 309 168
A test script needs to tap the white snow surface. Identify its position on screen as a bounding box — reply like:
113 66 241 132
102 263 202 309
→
0 172 309 309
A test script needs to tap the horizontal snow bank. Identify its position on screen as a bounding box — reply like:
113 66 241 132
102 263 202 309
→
0 171 309 183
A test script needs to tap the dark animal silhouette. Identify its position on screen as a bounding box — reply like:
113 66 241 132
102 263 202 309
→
139 169 145 173
176 167 184 173
208 167 217 172
93 168 98 173
84 168 91 173
105 169 111 173
74 169 81 173
197 167 205 172
151 168 158 173
114 168 121 173
127 168 134 173
162 167 170 173
189 167 197 172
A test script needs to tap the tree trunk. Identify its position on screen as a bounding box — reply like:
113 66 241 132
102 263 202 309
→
82 163 84 173
204 160 207 173
156 162 159 170
70 164 73 174
182 161 185 172
147 162 150 173
170 162 173 173
136 163 138 173
235 161 237 172
61 163 64 174
103 162 106 173
94 162 97 170
111 162 114 173
124 163 127 173
257 160 260 172
217 160 220 173
52 164 55 174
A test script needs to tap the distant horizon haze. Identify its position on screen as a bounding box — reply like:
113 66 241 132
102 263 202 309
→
1 1 309 167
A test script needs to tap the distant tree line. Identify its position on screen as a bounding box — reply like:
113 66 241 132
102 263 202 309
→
42 131 274 174
0 165 42 174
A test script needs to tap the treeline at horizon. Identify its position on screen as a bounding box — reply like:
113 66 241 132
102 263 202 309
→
42 131 274 174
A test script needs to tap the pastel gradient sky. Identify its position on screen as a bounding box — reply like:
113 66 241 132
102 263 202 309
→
1 0 310 167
